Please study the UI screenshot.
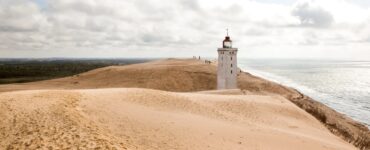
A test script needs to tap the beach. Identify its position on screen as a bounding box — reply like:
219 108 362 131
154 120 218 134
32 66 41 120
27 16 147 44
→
0 59 369 149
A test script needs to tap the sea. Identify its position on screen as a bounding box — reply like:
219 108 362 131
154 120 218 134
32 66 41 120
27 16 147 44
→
239 59 370 127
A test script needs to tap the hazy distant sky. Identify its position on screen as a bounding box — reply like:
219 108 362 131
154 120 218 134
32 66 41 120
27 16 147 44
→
0 0 369 60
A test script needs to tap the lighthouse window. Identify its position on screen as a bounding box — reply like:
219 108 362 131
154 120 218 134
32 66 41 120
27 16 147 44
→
231 57 233 60
231 70 233 74
231 64 233 67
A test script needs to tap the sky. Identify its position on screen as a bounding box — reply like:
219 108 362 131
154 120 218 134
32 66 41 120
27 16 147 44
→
0 0 369 60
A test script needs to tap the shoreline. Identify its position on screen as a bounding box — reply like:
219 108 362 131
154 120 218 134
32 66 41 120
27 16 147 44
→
237 70 370 149
240 62 370 128
0 58 368 149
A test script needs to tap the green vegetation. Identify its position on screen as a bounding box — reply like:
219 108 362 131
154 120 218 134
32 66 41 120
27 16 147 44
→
0 58 152 84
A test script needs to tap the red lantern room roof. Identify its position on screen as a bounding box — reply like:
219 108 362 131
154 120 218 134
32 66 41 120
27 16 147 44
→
223 36 232 42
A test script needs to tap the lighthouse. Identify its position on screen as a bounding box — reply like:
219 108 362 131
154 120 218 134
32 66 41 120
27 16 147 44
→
217 30 238 89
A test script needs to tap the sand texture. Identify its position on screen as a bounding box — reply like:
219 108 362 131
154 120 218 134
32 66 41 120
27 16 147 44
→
0 88 356 150
0 59 369 149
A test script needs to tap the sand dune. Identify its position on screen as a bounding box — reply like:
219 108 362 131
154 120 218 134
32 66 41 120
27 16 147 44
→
0 88 356 149
0 59 369 149
0 59 217 92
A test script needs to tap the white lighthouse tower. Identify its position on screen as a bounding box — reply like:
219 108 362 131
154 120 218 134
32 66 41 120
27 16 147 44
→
217 30 238 89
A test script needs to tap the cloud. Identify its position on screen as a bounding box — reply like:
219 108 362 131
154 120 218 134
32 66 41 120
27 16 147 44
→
0 0 369 60
0 0 45 32
291 1 334 28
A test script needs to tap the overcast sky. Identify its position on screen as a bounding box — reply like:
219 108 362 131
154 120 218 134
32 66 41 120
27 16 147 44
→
0 0 369 60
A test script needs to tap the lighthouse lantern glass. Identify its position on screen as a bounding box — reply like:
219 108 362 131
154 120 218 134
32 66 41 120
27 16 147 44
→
224 41 232 48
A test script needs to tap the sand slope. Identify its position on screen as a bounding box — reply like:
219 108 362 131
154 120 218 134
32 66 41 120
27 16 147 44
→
0 88 356 150
0 58 369 149
0 59 217 92
0 90 124 149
